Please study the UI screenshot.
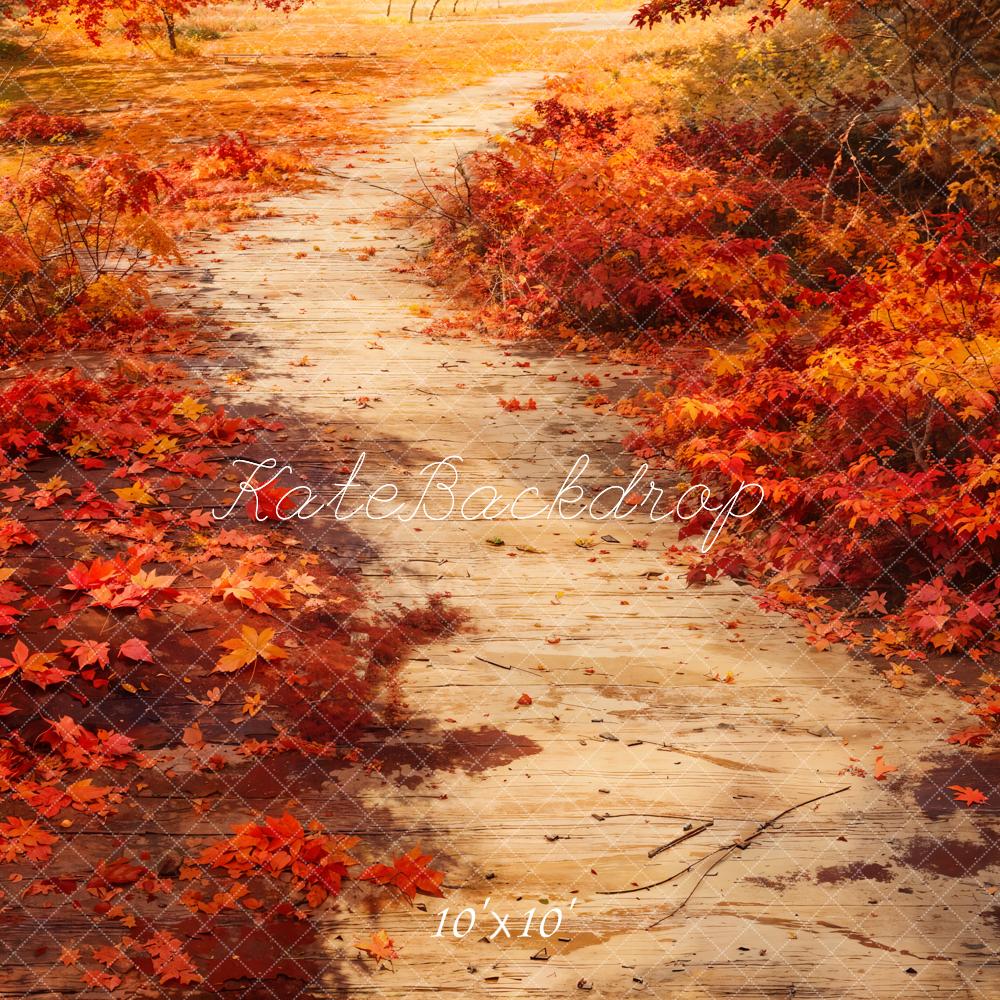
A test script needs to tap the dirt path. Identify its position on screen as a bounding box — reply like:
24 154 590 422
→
168 70 998 1000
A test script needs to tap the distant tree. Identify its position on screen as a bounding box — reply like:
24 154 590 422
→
10 0 306 49
633 0 1000 107
633 0 1000 180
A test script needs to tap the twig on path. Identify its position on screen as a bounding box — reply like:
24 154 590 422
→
647 821 713 859
647 784 858 929
597 786 851 919
413 159 455 221
474 654 511 670
317 167 462 223
473 654 542 677
647 847 734 928
597 845 731 897
592 812 704 823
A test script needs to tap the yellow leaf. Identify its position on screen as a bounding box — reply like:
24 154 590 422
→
215 626 287 674
114 482 155 506
173 396 207 421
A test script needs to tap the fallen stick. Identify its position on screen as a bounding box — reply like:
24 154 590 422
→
474 654 511 670
592 811 704 823
597 845 730 897
648 821 713 859
597 786 851 912
473 654 539 677
652 785 852 928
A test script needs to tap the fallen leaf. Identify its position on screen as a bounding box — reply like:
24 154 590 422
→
359 846 445 901
183 723 205 751
949 785 988 807
118 637 153 662
947 727 991 747
215 626 287 673
874 755 897 780
353 929 398 968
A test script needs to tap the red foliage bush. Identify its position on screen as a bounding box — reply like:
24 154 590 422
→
0 151 177 356
433 100 797 337
632 219 1000 651
0 107 87 144
191 131 269 179
431 79 1000 735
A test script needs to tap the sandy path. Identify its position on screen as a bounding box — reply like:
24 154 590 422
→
167 69 997 1000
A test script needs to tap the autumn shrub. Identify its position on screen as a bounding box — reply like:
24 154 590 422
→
0 152 178 356
629 218 1000 639
189 130 310 183
177 21 224 39
647 7 886 130
0 106 87 144
433 103 797 339
896 106 1000 243
191 131 269 179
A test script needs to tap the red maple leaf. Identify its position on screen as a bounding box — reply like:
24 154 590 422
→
63 557 118 592
118 637 153 662
246 482 295 521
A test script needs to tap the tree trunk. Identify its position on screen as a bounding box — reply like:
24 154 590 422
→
163 10 177 50
386 0 392 15
428 0 441 18
408 0 417 20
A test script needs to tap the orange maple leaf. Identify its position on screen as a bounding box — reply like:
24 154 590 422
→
113 481 155 505
213 568 291 615
359 845 445 901
89 856 148 888
144 931 201 986
353 929 399 968
183 722 206 751
91 945 127 970
947 726 991 747
873 755 897 780
949 785 988 807
67 779 111 807
83 969 122 991
0 640 69 689
61 639 111 669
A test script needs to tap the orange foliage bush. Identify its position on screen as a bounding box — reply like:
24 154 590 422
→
0 152 177 355
634 218 1000 652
